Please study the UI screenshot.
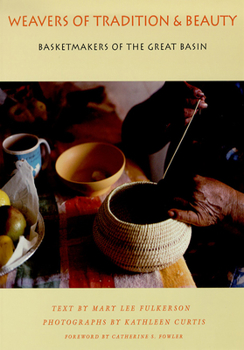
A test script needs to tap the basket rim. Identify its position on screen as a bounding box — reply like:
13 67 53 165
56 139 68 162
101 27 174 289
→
106 181 188 229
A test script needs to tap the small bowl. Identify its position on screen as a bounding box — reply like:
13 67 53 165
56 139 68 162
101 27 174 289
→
55 142 126 196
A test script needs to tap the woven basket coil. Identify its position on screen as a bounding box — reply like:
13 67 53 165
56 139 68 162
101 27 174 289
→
93 181 192 273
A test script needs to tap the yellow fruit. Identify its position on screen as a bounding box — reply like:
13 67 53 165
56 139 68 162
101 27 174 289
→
0 235 14 268
0 190 10 207
29 98 48 121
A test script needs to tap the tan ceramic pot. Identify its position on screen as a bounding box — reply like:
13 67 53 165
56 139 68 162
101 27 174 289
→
55 142 125 196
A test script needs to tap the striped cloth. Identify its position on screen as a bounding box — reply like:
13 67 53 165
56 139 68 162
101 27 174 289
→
4 172 164 288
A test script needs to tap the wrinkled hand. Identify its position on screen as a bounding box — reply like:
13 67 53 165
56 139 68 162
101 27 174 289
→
166 175 237 227
183 82 208 125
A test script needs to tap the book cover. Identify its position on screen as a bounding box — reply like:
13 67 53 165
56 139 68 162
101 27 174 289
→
0 1 243 349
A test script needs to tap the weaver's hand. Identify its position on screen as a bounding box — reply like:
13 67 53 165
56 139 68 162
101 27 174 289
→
167 175 237 227
183 82 208 125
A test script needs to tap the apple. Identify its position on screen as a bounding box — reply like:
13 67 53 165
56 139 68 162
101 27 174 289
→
0 206 27 245
8 103 35 123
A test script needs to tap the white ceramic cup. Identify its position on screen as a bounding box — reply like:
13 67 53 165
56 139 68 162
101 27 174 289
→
2 133 51 178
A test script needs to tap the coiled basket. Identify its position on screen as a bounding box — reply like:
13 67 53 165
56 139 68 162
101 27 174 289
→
93 181 192 273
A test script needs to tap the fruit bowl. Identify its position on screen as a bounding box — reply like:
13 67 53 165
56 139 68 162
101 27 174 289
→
55 142 126 196
0 160 45 277
0 213 45 276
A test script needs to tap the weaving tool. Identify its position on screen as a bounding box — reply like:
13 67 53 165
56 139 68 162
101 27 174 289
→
162 99 201 180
